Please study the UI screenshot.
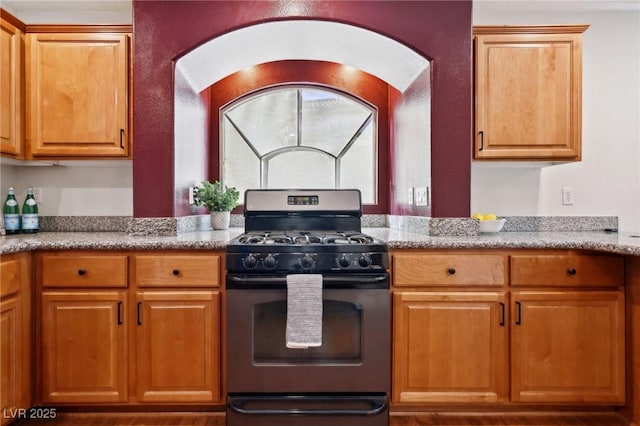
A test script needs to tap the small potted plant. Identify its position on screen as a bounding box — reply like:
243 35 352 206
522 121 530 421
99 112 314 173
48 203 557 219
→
193 180 240 230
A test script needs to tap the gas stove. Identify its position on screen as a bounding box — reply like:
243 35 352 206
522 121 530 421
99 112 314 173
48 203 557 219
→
225 189 389 274
226 189 391 426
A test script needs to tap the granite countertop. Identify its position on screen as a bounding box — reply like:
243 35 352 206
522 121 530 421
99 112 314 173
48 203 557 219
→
2 228 640 256
369 228 640 255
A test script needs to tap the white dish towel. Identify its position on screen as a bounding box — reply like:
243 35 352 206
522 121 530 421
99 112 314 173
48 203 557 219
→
286 274 323 349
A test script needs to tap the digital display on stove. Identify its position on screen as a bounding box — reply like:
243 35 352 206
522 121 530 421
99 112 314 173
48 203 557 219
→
287 195 319 205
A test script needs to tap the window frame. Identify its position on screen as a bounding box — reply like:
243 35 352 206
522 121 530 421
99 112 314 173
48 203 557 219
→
208 60 390 214
220 85 378 203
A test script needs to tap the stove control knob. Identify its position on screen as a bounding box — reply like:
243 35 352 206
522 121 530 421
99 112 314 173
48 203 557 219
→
300 254 315 270
243 254 258 269
339 255 351 268
358 254 372 268
263 254 277 269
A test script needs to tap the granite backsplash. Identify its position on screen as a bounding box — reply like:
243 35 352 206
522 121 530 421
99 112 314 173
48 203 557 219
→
35 215 618 237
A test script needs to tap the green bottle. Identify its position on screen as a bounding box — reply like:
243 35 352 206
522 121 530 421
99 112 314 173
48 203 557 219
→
3 187 20 234
21 187 39 234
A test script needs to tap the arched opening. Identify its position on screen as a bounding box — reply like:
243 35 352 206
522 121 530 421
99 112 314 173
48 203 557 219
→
173 20 430 215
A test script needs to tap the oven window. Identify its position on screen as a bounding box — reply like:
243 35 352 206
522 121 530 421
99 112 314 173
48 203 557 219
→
253 299 362 364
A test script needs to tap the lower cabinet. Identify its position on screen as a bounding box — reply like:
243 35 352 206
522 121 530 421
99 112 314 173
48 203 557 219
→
391 250 626 407
511 291 625 403
393 290 625 405
41 291 128 403
135 291 220 403
1 297 20 416
1 253 31 426
393 291 508 403
37 251 223 406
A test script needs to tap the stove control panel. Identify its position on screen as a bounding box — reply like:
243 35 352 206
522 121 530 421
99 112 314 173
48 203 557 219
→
231 252 387 273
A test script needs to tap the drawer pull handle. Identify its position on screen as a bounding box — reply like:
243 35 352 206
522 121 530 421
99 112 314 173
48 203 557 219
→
515 301 522 325
567 268 577 275
117 301 123 325
447 267 456 275
137 302 142 325
478 130 484 151
172 269 180 276
499 302 505 326
120 128 125 149
78 269 87 276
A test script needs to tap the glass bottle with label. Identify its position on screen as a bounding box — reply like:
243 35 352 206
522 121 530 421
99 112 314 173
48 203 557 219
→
21 187 39 234
3 187 20 234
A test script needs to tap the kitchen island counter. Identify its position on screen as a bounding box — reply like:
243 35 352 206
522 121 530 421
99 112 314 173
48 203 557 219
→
2 228 640 256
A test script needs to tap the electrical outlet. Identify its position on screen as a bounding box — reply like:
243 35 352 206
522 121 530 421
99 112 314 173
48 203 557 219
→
562 187 574 205
415 187 428 206
188 186 195 205
408 187 414 205
32 187 43 203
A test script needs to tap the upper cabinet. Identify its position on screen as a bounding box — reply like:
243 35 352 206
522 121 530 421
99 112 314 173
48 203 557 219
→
0 13 24 158
474 25 589 161
25 29 131 158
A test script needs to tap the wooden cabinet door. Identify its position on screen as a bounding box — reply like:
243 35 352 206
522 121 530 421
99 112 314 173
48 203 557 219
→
41 291 128 403
26 33 129 157
393 291 508 403
511 291 625 403
1 297 20 424
1 253 30 423
0 17 22 157
474 27 587 160
135 291 220 403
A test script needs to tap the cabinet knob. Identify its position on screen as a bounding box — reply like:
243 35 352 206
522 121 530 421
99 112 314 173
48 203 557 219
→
78 269 87 276
172 269 180 276
567 268 577 276
447 267 456 275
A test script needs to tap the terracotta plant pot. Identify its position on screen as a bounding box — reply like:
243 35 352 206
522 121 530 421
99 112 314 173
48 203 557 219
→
210 211 231 230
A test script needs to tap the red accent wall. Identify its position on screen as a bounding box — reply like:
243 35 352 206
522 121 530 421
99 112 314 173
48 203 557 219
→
133 0 471 217
207 60 390 215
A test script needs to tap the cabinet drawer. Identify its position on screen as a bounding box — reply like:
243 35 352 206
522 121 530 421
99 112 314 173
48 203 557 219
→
393 254 507 286
1 257 24 297
41 254 128 287
133 255 220 287
510 254 624 287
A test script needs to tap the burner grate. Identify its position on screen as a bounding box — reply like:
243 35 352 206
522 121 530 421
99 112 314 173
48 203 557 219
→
237 231 375 246
324 233 373 245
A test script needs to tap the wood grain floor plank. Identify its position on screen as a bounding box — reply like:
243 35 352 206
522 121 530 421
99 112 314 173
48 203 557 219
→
14 411 627 426
389 412 627 426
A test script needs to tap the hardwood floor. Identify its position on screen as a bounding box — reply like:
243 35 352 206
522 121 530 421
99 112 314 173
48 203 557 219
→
14 412 226 426
13 411 628 426
390 412 628 425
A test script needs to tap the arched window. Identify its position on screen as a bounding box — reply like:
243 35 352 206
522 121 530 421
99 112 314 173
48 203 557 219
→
221 86 377 204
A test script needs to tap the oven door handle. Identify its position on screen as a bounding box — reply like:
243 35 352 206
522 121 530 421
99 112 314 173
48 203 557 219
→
228 395 387 416
227 273 389 288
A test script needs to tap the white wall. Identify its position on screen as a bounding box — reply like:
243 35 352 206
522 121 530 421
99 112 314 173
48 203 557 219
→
0 162 133 216
472 1 640 232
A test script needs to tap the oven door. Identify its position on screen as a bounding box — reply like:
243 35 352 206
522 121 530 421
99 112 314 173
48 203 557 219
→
226 273 390 394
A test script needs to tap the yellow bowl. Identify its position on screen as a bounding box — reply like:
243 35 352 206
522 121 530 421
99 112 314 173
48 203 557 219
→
478 219 506 233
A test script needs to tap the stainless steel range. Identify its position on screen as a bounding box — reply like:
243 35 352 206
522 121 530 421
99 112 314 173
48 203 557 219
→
226 189 390 426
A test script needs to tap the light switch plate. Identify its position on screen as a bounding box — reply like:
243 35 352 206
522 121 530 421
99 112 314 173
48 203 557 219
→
562 187 574 205
415 187 428 206
33 187 43 203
